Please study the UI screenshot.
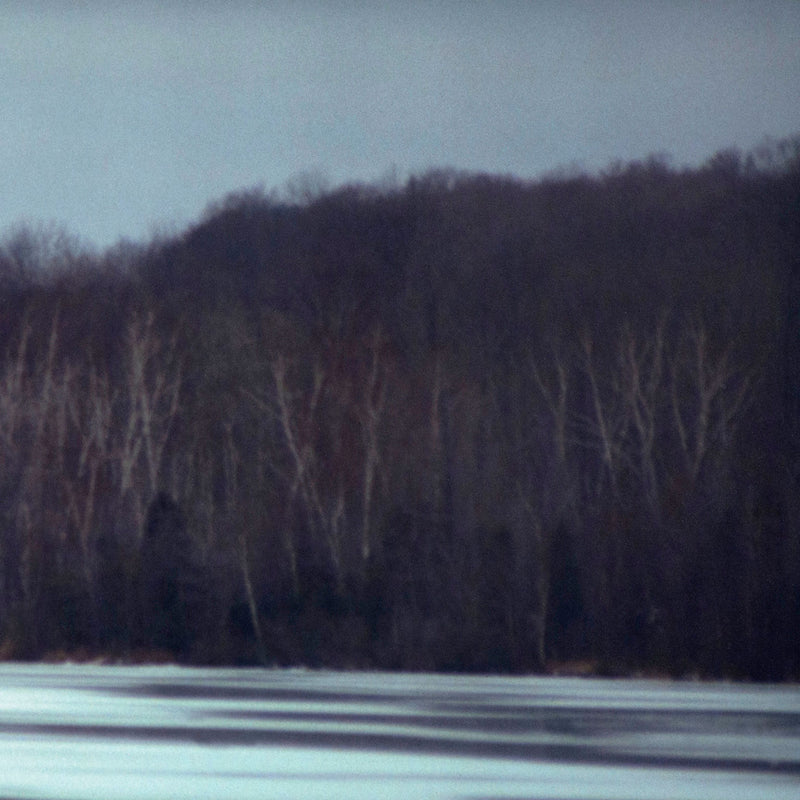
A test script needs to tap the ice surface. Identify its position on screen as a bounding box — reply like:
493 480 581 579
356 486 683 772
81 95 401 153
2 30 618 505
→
0 664 797 800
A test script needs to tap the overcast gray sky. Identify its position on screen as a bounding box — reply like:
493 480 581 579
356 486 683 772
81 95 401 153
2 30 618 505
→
2 1 799 249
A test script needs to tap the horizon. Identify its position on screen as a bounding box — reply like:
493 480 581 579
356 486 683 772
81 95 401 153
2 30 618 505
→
3 1 799 250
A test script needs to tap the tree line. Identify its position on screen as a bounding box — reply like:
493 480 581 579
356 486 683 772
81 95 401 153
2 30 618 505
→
0 138 798 678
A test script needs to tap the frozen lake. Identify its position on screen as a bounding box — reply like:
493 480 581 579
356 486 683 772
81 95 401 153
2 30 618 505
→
0 664 797 799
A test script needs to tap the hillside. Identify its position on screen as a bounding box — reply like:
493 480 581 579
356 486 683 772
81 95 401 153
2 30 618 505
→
0 139 798 678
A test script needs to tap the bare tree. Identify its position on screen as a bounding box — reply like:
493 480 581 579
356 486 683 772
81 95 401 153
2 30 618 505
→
617 319 666 512
669 320 753 488
14 311 63 625
530 348 570 467
579 332 629 500
114 310 182 542
222 422 268 665
62 364 114 598
356 326 389 568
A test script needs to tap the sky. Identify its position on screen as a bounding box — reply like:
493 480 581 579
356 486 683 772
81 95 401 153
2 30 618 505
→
2 1 799 251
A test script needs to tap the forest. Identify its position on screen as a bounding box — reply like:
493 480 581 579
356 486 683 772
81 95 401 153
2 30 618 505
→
0 137 798 680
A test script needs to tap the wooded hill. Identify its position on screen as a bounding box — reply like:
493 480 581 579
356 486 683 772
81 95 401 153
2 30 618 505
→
1 138 798 679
